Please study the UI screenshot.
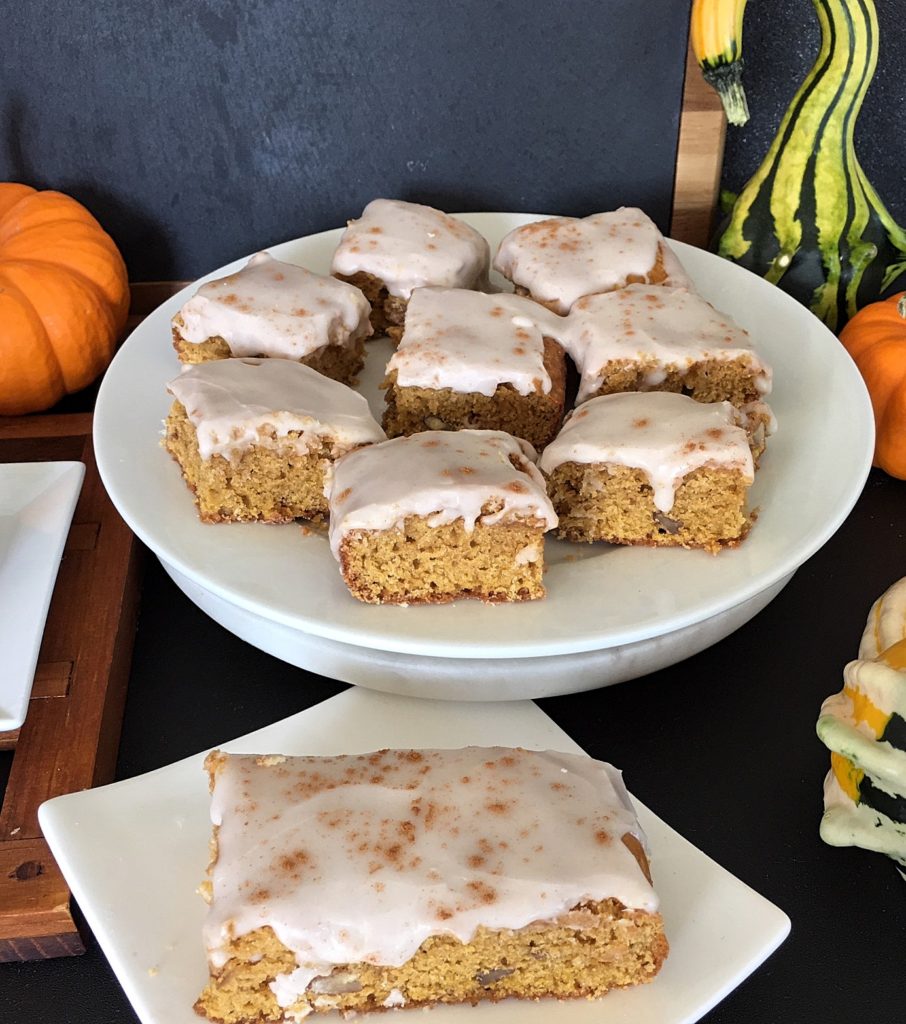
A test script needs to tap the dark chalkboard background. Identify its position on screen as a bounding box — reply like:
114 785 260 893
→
7 4 904 281
2 0 691 280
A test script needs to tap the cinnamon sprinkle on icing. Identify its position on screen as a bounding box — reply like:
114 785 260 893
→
203 745 656 1008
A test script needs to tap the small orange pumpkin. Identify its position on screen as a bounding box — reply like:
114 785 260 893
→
839 292 906 480
0 183 129 415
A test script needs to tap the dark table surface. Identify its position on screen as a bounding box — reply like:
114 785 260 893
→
1 468 904 1024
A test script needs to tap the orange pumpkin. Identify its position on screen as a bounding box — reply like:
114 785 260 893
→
839 292 906 480
0 183 129 415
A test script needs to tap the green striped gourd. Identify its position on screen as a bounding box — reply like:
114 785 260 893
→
717 0 906 331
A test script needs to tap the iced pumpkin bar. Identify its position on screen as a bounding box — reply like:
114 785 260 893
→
381 287 567 450
493 207 673 315
195 746 668 1022
326 429 558 604
331 199 490 338
165 358 385 523
561 284 772 408
539 391 756 552
172 252 372 385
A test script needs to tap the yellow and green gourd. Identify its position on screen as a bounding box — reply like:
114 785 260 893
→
716 0 906 331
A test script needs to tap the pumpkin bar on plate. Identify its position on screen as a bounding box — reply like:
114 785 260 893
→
165 358 385 524
330 199 490 339
539 391 756 552
381 287 567 450
325 429 557 603
195 746 668 1022
562 284 773 410
493 207 675 315
171 252 372 385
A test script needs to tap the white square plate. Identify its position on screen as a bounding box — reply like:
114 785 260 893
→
39 688 789 1024
0 461 85 731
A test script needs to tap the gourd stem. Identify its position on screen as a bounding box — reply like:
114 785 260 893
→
703 62 750 126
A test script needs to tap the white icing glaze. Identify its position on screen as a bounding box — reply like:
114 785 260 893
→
204 746 657 1004
325 430 557 558
538 392 754 513
859 577 906 660
271 966 321 1011
174 252 372 358
493 208 664 314
739 401 778 436
561 285 772 404
166 358 385 462
660 244 693 290
385 288 564 398
330 199 490 299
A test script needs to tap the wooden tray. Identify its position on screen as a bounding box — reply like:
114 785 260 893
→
0 413 142 960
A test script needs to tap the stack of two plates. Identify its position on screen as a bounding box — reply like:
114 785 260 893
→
92 213 873 701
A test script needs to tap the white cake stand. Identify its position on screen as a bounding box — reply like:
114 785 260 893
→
95 214 873 702
161 559 791 701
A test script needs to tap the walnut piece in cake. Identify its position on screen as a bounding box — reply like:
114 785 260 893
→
195 746 668 1022
325 429 558 603
330 199 491 338
539 391 757 552
171 252 372 385
381 287 567 450
493 208 672 315
165 358 385 524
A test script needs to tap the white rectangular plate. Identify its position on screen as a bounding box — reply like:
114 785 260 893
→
0 461 85 731
40 688 789 1024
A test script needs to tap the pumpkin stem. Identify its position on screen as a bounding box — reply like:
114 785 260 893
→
898 294 906 320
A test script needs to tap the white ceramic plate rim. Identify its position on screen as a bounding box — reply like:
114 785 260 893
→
0 460 84 731
39 687 791 1024
93 213 874 658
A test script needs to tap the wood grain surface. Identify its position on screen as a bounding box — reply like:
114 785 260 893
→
671 45 727 248
0 414 142 961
